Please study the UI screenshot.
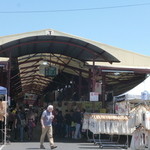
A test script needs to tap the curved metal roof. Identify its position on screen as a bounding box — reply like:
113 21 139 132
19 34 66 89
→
0 35 120 63
1 30 148 100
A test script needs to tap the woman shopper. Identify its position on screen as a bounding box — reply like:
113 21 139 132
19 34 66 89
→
26 107 36 141
40 105 57 149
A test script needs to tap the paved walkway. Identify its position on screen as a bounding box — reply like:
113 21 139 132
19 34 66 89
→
0 141 129 150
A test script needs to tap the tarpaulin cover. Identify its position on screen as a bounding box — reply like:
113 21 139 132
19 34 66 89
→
0 86 7 95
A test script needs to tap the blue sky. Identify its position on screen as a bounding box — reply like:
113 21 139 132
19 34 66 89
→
0 0 150 56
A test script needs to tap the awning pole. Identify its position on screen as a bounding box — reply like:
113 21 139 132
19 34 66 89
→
79 71 82 99
92 59 95 92
4 95 7 145
101 73 106 108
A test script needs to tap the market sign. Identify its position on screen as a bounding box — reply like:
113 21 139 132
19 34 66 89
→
45 66 58 77
24 93 37 100
94 82 102 94
115 94 126 102
90 92 99 101
24 93 38 106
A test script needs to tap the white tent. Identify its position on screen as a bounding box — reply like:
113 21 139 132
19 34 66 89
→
115 76 150 102
114 76 150 115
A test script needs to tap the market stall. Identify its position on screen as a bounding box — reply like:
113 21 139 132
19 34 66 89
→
129 104 150 149
114 76 150 115
0 86 7 144
82 113 134 149
113 77 150 149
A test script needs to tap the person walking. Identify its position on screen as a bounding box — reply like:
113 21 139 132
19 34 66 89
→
14 106 26 142
26 107 36 141
73 108 82 139
40 105 57 149
64 110 72 138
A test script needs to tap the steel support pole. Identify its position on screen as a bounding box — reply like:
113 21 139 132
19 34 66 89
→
101 73 106 108
92 60 95 92
78 71 82 100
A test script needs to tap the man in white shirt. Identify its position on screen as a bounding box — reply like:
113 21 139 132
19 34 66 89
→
40 105 57 149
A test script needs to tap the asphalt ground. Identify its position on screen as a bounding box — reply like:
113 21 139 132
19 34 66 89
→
0 141 130 150
0 127 131 150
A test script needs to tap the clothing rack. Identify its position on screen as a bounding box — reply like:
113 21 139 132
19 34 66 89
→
129 104 150 149
82 113 133 149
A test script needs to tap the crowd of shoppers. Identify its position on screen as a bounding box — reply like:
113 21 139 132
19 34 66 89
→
4 103 86 144
7 105 38 142
53 107 85 140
